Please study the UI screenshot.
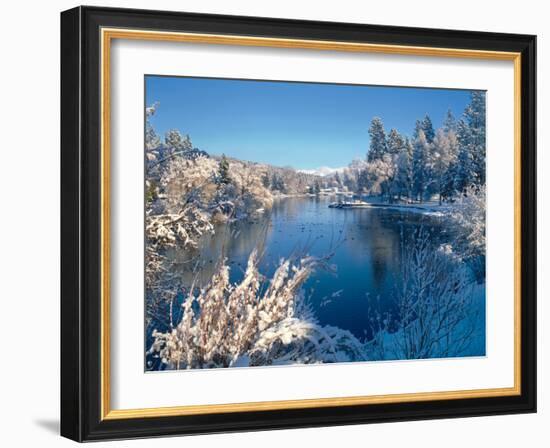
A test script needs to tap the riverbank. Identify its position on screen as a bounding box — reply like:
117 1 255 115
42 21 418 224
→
161 194 478 354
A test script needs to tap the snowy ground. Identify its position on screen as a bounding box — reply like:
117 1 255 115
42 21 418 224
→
365 282 486 361
362 201 451 217
334 199 453 217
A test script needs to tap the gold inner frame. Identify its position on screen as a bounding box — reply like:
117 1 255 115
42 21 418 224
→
100 27 522 420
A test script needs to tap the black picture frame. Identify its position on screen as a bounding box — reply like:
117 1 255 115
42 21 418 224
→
61 5 536 442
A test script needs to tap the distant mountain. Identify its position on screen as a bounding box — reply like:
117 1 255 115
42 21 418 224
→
297 166 346 177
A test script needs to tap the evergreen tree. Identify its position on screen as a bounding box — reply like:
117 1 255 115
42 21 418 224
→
413 120 423 140
271 173 286 193
443 109 457 133
367 117 388 162
405 138 414 200
182 134 193 152
218 154 231 185
432 129 455 205
421 114 435 143
387 128 406 156
464 91 486 185
164 129 186 151
441 161 457 201
164 130 193 156
454 119 475 194
412 129 430 202
452 92 487 194
393 137 413 201
440 129 459 202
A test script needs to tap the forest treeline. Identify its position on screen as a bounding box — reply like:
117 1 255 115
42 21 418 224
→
321 91 486 204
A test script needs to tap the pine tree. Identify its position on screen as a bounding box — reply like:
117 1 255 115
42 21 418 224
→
367 117 388 162
164 129 186 151
405 138 414 200
271 173 286 193
440 129 459 202
454 119 475 194
464 91 486 185
413 120 423 140
393 137 413 202
182 134 193 152
441 161 457 201
443 109 457 133
421 114 435 143
453 92 486 194
164 130 193 158
218 154 231 185
412 129 430 202
432 129 455 205
387 128 406 156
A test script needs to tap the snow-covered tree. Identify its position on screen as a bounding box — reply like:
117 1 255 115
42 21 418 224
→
146 155 219 251
420 114 435 143
342 170 357 192
387 128 405 156
164 129 193 152
412 115 434 142
370 227 478 359
454 119 476 194
450 185 486 280
392 138 414 201
432 128 457 204
367 117 388 162
218 154 231 185
227 161 273 217
145 102 161 152
443 108 457 133
145 102 163 184
364 154 395 199
146 203 214 250
454 92 486 192
412 129 431 202
464 91 486 185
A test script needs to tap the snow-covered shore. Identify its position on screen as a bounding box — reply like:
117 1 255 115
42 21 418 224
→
363 201 451 217
330 200 452 217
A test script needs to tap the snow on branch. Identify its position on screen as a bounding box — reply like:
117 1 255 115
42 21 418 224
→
149 250 366 369
367 226 481 360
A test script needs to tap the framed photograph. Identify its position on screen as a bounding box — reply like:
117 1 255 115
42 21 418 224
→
61 6 536 441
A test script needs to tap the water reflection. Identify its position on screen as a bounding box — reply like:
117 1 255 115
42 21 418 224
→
164 196 450 340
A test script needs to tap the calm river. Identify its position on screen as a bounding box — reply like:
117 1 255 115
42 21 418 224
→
166 196 453 340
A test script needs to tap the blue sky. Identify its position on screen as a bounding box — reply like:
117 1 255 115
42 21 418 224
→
145 76 473 170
